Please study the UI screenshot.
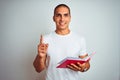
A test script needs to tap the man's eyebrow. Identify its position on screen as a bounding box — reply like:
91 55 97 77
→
55 12 70 16
55 13 61 16
64 13 69 15
64 13 70 16
56 13 61 14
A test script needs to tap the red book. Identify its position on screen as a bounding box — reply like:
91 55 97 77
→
56 52 96 68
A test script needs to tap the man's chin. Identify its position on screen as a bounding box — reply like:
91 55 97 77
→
59 27 66 30
59 25 67 28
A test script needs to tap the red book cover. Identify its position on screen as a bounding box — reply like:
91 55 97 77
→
56 52 96 68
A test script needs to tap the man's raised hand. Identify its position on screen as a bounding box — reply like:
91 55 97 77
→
38 35 48 58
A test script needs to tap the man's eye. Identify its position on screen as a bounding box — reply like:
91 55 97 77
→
64 14 69 17
56 14 61 17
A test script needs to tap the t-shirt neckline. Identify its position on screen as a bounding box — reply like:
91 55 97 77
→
53 31 72 37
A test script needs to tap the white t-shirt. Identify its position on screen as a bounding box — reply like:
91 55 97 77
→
43 31 87 80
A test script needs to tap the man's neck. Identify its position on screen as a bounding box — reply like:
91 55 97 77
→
55 29 70 35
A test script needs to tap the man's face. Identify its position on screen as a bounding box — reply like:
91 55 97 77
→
53 6 71 30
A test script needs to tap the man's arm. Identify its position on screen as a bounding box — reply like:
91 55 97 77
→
33 35 48 73
33 55 47 73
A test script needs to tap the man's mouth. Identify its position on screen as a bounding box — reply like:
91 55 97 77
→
59 22 66 26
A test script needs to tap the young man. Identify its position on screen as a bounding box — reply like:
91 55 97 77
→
33 4 90 80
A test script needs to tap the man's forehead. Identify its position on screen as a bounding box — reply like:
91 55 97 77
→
55 11 69 15
55 7 69 14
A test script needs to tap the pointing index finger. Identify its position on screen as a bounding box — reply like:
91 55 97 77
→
40 35 43 44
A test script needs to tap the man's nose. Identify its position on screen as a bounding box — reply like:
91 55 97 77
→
60 15 64 21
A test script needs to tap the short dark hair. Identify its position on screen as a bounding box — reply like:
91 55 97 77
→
54 4 71 15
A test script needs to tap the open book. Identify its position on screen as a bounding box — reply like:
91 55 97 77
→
56 52 96 68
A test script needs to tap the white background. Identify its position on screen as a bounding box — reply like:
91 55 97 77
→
0 0 119 80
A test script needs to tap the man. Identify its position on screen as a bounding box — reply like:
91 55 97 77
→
33 4 90 80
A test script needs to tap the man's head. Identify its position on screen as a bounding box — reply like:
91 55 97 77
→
54 4 71 16
53 4 71 31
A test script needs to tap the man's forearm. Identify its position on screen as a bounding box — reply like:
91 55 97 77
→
33 55 46 73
